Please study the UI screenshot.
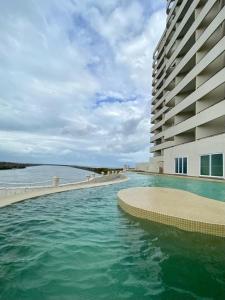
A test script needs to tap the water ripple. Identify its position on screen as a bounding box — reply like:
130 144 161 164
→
0 174 225 300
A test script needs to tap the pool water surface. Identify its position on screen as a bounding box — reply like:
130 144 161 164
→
0 173 224 300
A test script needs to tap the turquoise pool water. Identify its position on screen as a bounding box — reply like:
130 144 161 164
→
136 173 225 202
0 173 225 300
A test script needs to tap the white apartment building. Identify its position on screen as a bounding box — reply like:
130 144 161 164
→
151 0 225 178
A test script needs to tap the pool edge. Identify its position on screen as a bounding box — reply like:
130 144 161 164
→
118 187 225 238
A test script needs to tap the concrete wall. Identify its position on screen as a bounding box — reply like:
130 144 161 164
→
136 157 163 173
135 162 150 172
164 133 225 178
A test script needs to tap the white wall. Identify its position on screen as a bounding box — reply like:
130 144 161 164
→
136 156 163 173
135 162 150 172
164 133 225 177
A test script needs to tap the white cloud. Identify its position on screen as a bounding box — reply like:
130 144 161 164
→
87 1 144 46
0 0 166 166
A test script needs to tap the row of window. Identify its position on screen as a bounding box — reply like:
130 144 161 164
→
175 154 224 177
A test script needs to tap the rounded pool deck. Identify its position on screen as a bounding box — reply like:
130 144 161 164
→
118 187 225 237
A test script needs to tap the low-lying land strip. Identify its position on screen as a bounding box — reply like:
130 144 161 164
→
0 161 122 174
0 162 39 170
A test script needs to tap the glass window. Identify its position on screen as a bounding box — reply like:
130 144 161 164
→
179 158 183 173
175 157 188 174
211 154 223 177
201 155 210 176
175 158 179 173
183 157 187 174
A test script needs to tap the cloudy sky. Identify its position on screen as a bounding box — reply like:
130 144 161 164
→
0 0 166 167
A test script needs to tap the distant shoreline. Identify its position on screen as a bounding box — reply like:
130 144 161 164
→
0 162 39 170
0 162 123 174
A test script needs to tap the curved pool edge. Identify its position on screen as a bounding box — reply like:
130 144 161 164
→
132 171 225 184
0 175 129 209
118 187 225 238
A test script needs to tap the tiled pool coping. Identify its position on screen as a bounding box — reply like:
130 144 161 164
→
118 187 225 237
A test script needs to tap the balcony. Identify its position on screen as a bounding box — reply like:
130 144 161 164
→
164 99 225 140
151 140 175 152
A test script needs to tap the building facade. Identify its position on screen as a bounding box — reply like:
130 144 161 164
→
151 0 225 178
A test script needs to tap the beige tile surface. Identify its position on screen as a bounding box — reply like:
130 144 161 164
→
118 187 225 237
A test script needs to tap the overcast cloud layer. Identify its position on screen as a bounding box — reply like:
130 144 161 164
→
0 0 166 167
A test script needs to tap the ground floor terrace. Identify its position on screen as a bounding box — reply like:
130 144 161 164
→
150 133 225 180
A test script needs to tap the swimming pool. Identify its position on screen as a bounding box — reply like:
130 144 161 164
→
0 173 224 300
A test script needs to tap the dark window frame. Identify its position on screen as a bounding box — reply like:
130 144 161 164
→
175 156 188 175
200 153 224 178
